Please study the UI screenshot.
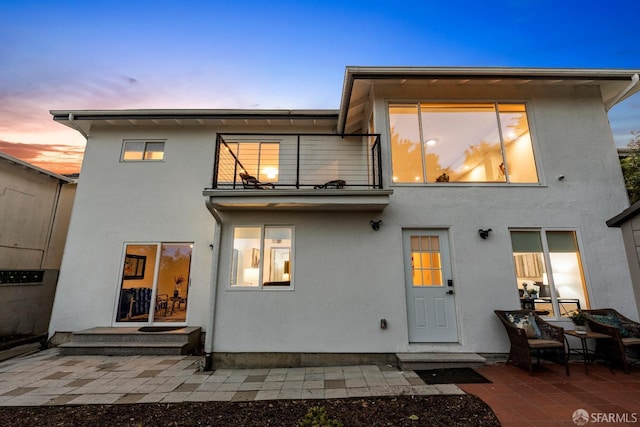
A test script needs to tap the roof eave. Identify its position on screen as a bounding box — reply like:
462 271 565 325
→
338 66 640 133
0 151 76 183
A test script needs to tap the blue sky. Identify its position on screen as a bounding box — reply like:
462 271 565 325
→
1 0 639 173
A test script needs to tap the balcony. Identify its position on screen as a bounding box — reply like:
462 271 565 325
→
203 133 392 211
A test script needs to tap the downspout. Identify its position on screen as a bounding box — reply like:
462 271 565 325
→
605 73 639 111
41 179 64 269
204 207 222 371
67 113 90 139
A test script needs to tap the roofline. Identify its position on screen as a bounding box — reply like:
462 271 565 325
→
0 151 76 183
338 66 640 133
343 65 640 80
607 200 640 227
50 109 339 122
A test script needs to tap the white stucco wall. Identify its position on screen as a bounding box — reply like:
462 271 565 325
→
49 81 638 356
48 127 217 334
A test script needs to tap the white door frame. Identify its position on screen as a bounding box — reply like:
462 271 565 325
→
402 229 459 343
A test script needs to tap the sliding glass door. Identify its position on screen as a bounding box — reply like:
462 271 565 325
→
116 242 192 324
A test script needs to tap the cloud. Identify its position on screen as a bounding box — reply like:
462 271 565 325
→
0 140 84 174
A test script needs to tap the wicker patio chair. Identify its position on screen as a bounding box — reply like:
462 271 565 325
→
495 309 570 375
581 308 640 373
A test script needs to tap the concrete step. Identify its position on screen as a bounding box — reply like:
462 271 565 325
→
396 352 486 371
58 326 201 356
59 341 190 356
69 326 200 343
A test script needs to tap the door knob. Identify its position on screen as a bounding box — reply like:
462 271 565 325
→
447 290 454 295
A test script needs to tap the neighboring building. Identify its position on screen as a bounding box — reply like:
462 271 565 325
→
0 151 76 338
48 66 640 366
607 202 640 317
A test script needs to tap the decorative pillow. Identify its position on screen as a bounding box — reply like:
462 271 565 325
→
589 313 630 337
528 313 543 338
506 313 542 339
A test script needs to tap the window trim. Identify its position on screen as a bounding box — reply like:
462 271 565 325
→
228 224 294 291
121 139 166 162
509 227 590 320
386 99 542 187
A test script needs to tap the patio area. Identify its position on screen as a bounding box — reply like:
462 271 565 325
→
0 348 638 426
460 362 640 426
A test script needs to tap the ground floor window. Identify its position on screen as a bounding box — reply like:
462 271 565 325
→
510 230 589 318
231 226 293 288
116 242 192 323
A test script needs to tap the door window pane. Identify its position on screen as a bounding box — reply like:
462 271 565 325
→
411 235 443 287
117 244 158 322
154 243 192 322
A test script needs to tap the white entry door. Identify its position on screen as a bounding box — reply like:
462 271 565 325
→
403 229 458 342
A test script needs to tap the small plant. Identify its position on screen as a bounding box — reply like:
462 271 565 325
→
570 311 587 326
298 406 343 427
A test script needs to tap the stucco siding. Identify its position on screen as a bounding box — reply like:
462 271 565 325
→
48 80 638 355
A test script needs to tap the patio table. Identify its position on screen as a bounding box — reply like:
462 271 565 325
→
564 330 614 374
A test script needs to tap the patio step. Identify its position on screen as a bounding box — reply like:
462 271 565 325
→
396 352 486 371
58 326 201 356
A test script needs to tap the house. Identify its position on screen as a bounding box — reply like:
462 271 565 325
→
48 66 640 368
0 151 76 341
606 201 640 316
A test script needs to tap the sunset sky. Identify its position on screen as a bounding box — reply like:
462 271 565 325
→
1 0 639 174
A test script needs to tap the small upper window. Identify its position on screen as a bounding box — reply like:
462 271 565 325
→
122 140 165 161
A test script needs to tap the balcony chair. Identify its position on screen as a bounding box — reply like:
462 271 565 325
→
239 173 274 189
495 309 570 375
581 308 640 373
313 179 346 189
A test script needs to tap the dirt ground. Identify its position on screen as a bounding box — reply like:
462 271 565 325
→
0 394 500 426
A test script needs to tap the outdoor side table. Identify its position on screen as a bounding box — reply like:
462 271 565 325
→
564 330 614 374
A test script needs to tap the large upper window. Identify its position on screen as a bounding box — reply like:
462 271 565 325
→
389 102 538 184
510 230 590 318
122 140 165 161
231 226 293 289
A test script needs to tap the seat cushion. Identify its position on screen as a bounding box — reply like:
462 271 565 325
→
528 339 563 349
